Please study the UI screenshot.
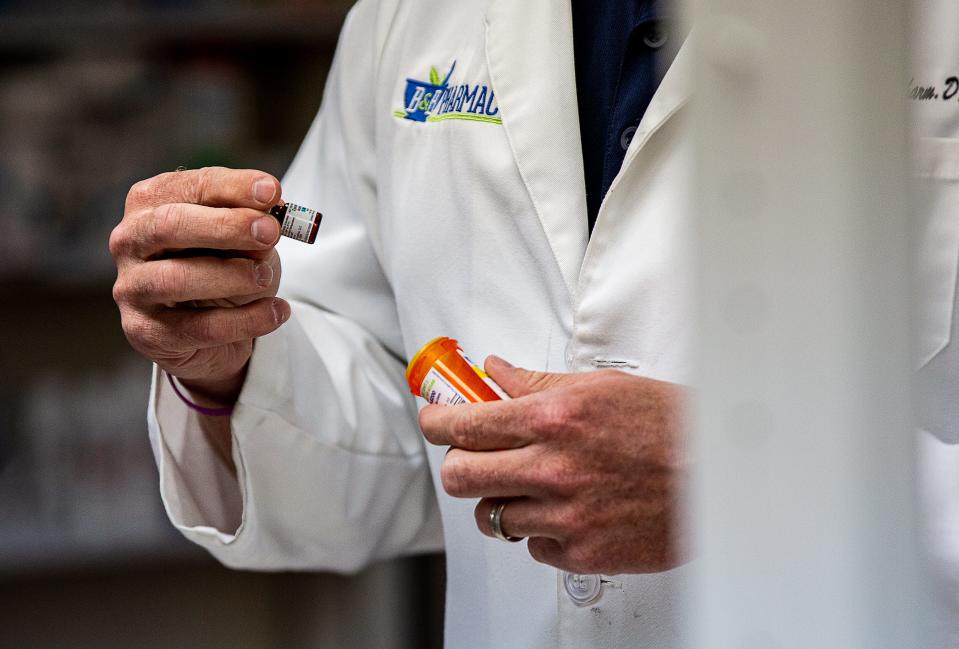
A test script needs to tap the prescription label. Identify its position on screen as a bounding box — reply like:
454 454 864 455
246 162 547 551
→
420 368 470 405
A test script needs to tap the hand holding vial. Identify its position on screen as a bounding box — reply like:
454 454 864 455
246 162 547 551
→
109 167 299 408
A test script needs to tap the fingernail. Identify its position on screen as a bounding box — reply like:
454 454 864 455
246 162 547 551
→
489 355 514 369
254 262 273 287
272 298 290 325
252 178 277 205
252 216 278 244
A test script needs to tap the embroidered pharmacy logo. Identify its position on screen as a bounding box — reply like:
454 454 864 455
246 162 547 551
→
394 61 502 125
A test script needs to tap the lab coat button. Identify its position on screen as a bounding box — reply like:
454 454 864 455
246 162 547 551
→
621 125 638 151
643 23 668 49
563 572 602 605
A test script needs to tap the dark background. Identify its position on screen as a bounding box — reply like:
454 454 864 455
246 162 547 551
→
0 1 444 647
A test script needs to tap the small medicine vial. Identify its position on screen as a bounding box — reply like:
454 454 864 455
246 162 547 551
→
270 201 322 244
406 337 509 405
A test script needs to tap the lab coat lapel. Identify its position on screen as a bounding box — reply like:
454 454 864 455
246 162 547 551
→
616 33 694 191
484 0 588 298
588 33 693 245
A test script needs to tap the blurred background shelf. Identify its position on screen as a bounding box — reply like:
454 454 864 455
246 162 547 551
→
0 6 347 54
0 284 188 575
0 2 445 646
0 0 339 560
0 0 353 288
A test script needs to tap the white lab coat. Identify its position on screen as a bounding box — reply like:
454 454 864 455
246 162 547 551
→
913 1 959 646
144 0 959 646
149 1 692 646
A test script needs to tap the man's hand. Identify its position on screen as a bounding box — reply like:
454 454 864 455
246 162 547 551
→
419 357 688 575
109 167 291 407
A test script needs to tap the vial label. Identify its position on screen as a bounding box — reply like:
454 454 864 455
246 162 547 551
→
272 202 322 244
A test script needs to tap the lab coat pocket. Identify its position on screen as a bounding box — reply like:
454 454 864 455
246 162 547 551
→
917 137 959 367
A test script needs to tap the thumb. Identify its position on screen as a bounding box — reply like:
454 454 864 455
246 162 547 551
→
485 355 573 398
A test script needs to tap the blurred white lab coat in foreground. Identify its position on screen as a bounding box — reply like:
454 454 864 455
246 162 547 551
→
914 1 959 646
149 1 692 647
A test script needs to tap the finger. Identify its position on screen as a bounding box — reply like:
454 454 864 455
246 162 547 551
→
153 297 291 352
117 254 278 306
127 167 280 211
441 447 550 499
130 204 280 258
485 355 576 399
419 400 535 450
473 497 564 541
526 537 568 570
163 246 277 262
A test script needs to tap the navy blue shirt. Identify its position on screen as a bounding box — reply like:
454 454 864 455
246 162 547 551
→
571 0 684 230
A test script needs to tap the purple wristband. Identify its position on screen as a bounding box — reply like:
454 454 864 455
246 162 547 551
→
166 372 236 417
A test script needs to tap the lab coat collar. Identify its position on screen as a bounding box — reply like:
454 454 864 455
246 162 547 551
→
629 31 692 158
602 31 694 219
484 2 693 296
484 0 588 298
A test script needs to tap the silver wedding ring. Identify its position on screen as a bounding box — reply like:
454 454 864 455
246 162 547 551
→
490 500 523 543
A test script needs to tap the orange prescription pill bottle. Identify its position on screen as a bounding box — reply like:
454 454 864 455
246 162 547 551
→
406 337 509 405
